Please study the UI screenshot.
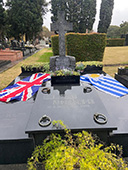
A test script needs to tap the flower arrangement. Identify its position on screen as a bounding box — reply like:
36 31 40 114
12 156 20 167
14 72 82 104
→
51 69 80 76
51 69 80 85
76 61 103 72
75 61 103 74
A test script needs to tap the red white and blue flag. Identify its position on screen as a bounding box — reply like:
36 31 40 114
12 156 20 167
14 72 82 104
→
0 73 50 102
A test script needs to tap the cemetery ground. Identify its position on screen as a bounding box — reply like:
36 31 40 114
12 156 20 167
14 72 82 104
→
0 46 128 91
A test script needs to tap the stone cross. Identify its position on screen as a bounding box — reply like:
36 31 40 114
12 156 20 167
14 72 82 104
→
50 11 75 71
51 11 73 57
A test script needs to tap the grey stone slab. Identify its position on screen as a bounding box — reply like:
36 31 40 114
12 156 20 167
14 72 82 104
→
51 11 73 57
50 11 75 71
50 55 76 71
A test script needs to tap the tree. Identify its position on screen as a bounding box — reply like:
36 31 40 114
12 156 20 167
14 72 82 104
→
0 0 6 40
98 0 114 33
39 26 55 40
6 0 48 41
107 21 128 38
107 25 121 38
120 21 128 35
51 0 96 33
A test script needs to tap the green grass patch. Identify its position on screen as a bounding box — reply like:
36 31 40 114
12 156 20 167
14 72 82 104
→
37 52 53 62
48 47 52 51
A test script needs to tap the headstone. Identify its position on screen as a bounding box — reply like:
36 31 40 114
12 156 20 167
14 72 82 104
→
11 40 20 47
125 34 128 46
50 11 76 71
115 67 128 88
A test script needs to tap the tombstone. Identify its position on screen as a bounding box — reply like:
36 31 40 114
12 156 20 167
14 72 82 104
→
11 40 20 47
125 34 128 46
50 11 76 71
20 40 25 47
115 67 128 88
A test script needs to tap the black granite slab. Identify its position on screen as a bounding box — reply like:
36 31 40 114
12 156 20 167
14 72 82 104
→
115 73 128 88
0 73 34 164
25 80 117 145
1 72 128 162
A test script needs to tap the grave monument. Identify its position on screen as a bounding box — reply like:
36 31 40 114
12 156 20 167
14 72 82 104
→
1 11 128 168
50 11 76 71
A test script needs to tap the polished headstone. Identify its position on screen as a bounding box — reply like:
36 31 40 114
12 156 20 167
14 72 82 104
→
26 80 117 145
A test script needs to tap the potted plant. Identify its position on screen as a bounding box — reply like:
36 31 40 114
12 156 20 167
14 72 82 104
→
76 61 103 74
21 63 50 73
51 69 80 85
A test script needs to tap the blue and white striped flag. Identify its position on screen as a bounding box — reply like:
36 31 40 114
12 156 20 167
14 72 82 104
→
80 74 128 97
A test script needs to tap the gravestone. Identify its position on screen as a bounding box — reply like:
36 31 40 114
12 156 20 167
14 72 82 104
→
125 34 128 46
50 11 76 71
115 67 128 88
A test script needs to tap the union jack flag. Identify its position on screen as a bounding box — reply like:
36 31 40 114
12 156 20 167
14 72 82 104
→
0 73 50 102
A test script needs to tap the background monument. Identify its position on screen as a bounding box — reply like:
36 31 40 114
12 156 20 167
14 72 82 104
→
50 11 76 71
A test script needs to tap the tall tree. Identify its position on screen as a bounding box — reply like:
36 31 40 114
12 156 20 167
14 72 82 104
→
51 0 96 33
120 21 128 35
6 0 47 40
98 0 114 33
0 0 6 40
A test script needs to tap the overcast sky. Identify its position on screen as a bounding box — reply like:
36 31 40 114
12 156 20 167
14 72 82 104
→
43 0 128 31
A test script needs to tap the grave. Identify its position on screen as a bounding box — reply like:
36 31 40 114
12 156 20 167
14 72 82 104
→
0 48 23 61
115 67 128 88
11 40 36 56
50 11 76 71
1 10 128 167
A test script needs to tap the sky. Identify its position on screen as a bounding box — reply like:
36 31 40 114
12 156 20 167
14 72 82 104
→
43 0 128 32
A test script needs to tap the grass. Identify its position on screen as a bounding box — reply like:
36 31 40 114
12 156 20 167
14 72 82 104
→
0 46 128 90
37 52 53 62
103 46 128 77
103 46 128 65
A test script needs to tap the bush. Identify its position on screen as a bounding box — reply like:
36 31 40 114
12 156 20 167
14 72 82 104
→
51 33 106 62
76 61 103 71
21 62 50 73
51 35 59 56
27 120 128 170
107 38 125 47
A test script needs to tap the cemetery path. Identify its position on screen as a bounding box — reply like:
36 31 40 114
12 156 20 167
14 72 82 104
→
0 59 22 73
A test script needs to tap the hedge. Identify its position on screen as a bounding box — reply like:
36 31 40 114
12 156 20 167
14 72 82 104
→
51 35 59 56
107 38 125 47
51 33 106 62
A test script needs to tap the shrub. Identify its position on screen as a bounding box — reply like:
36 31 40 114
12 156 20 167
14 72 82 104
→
76 61 103 71
51 35 59 56
107 38 125 47
27 120 128 170
21 62 50 73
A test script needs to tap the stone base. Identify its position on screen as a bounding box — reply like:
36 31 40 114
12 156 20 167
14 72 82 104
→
0 48 23 61
50 55 76 71
0 164 27 170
